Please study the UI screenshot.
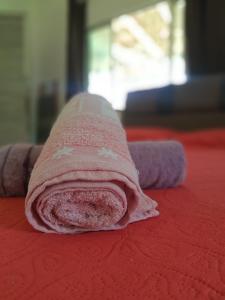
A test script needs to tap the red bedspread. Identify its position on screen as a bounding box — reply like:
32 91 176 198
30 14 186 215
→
0 128 225 300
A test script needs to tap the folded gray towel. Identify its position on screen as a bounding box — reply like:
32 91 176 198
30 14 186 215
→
129 141 186 189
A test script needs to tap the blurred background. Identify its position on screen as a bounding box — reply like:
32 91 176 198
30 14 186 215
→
0 0 225 145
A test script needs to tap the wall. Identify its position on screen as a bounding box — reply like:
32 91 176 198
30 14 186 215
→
0 0 68 142
30 0 68 141
87 0 160 27
32 0 68 108
0 0 32 78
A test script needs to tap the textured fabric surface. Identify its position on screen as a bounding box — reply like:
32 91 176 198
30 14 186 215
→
0 140 185 197
26 94 158 234
126 127 225 147
0 128 225 299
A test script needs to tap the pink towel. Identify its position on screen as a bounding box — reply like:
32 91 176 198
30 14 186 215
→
25 93 159 234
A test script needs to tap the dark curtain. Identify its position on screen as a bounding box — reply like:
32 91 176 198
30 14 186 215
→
67 0 87 99
186 0 225 76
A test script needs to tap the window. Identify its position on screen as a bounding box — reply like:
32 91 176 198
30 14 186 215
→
88 0 186 110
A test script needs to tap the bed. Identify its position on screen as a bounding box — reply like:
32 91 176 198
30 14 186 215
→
0 128 225 300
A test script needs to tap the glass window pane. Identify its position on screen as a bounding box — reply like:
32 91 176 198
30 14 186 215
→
88 0 186 110
87 25 112 102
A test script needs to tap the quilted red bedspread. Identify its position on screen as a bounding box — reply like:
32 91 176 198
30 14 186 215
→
0 128 225 300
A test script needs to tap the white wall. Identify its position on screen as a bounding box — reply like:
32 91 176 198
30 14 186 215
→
31 0 68 108
0 0 32 78
0 0 30 11
0 0 68 141
87 0 160 27
29 0 68 142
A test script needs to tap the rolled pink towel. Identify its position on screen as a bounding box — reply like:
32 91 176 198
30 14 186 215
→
25 93 158 234
0 142 186 197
